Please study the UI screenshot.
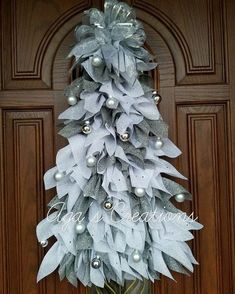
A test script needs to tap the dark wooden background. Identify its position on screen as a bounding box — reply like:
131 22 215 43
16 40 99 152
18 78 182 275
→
0 0 234 293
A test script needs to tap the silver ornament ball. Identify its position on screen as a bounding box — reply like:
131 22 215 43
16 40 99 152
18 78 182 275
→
134 187 145 197
91 257 101 269
86 155 97 167
54 171 64 182
103 199 113 211
174 193 186 203
132 250 141 263
75 222 86 234
106 97 118 109
67 95 78 106
120 132 130 142
152 91 162 104
91 55 103 67
40 240 48 247
155 137 164 150
82 124 92 134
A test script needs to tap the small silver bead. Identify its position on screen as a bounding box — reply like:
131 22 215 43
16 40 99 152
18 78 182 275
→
40 240 48 247
75 222 86 234
152 91 162 104
155 137 164 150
105 97 118 109
134 187 145 197
67 95 78 106
174 193 186 203
86 156 97 167
103 199 113 211
91 256 101 269
54 171 64 182
82 124 92 134
132 250 141 263
120 132 130 142
91 55 103 67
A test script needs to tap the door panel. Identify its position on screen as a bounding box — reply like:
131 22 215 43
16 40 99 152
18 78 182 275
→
1 109 56 294
0 0 234 293
176 103 232 294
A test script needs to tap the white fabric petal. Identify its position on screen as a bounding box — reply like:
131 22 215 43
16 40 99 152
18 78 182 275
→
58 100 86 120
37 241 66 282
67 184 81 212
84 92 105 114
129 167 154 188
56 145 75 172
151 247 173 279
108 252 122 280
44 166 57 189
134 102 160 120
36 212 58 242
112 167 128 191
90 266 105 287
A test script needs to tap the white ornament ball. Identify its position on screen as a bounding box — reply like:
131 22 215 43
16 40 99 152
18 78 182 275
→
82 124 92 134
54 171 64 182
103 199 113 211
174 193 186 203
132 250 141 263
86 156 97 167
75 222 86 234
155 137 164 150
120 132 130 142
40 240 48 247
67 95 78 106
106 97 118 109
134 187 145 197
91 257 101 269
91 55 103 67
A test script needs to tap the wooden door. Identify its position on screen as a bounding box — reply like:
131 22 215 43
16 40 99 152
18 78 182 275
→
0 0 234 293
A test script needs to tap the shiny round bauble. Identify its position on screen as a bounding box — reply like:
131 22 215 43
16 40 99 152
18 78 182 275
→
152 91 162 104
54 171 64 182
67 95 78 106
103 199 113 211
174 193 186 203
75 222 86 234
134 187 145 197
40 240 48 247
120 132 130 142
132 250 141 263
155 137 164 150
91 55 103 67
91 256 101 269
105 97 118 109
82 124 92 134
86 155 97 167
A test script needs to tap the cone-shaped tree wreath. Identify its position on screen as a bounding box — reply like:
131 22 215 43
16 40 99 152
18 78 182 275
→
36 0 203 288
